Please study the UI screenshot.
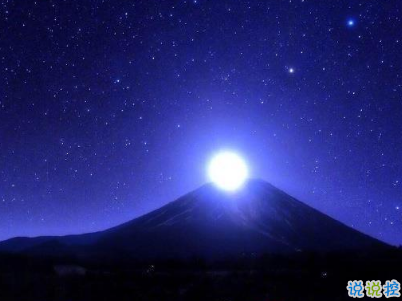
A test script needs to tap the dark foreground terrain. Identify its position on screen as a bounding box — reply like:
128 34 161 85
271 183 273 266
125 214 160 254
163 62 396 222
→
1 249 401 301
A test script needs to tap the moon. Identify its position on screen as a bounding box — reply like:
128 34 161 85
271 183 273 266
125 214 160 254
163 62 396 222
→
208 151 249 191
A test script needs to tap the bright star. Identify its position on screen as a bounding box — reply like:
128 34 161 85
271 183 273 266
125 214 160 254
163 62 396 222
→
347 19 355 27
208 151 249 192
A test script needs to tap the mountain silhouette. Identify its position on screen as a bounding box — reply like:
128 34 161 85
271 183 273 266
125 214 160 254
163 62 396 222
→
0 179 387 260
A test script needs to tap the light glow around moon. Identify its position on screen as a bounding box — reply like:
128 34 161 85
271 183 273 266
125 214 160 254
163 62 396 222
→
208 151 249 191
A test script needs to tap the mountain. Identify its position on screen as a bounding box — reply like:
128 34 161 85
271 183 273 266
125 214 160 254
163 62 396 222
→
0 179 388 260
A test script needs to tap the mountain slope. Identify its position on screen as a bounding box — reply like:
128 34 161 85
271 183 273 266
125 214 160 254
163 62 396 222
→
0 179 388 259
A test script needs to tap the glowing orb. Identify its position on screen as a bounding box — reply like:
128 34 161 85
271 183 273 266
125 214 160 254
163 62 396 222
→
208 151 249 191
347 19 355 27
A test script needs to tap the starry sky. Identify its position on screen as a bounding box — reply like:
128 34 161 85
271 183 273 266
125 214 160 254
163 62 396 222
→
0 0 401 245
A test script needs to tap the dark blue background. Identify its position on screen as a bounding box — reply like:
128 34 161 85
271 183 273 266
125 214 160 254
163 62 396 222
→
0 0 400 245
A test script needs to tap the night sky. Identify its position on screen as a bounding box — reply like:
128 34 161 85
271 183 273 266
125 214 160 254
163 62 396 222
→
0 0 401 245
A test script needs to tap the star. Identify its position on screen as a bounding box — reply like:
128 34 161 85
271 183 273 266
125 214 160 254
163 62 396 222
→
347 19 356 27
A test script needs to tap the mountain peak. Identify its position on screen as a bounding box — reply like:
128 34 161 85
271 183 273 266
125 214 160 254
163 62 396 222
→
0 179 388 259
